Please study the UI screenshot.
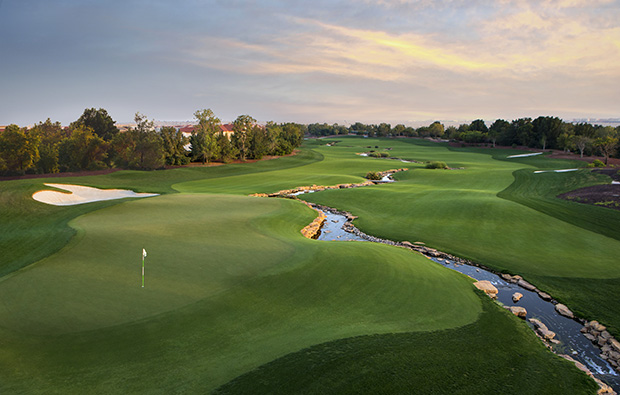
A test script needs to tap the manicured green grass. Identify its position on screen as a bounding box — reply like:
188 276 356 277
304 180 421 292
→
0 137 611 393
301 137 620 332
215 294 596 395
0 192 484 392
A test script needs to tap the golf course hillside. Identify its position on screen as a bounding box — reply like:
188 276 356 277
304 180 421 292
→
0 136 612 393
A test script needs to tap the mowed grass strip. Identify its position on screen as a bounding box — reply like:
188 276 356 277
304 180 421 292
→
215 294 597 395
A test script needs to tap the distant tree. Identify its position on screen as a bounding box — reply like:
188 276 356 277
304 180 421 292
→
594 136 619 165
132 112 164 170
469 119 488 133
71 108 119 141
444 126 458 140
190 109 221 164
216 132 238 163
30 118 68 173
160 126 189 166
512 118 534 147
376 123 391 137
532 116 563 150
0 124 39 174
247 126 269 160
393 124 406 136
573 135 592 158
428 121 445 138
281 123 304 152
487 120 508 147
193 109 221 134
232 115 256 161
573 122 597 138
58 126 107 171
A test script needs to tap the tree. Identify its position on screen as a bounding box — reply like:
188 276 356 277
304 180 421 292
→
216 132 238 163
132 112 164 170
71 108 119 141
594 136 619 165
513 118 534 147
490 119 511 146
30 118 67 173
190 109 221 164
160 126 189 166
232 115 256 161
469 119 488 133
190 129 218 164
428 121 445 138
58 126 108 171
0 125 39 174
247 125 268 159
193 109 221 134
393 124 406 136
532 116 563 150
573 135 591 158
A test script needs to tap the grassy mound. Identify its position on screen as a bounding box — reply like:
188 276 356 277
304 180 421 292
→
215 295 596 395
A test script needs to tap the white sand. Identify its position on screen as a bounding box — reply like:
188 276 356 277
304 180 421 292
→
32 183 159 206
507 152 543 158
533 169 579 174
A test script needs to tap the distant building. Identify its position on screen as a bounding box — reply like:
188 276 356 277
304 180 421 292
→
179 124 236 140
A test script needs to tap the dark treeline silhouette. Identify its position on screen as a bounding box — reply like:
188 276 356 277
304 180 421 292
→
0 108 305 176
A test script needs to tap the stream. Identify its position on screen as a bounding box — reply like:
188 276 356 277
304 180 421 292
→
309 202 620 391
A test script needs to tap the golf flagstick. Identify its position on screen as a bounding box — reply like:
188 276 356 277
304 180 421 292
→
142 248 147 288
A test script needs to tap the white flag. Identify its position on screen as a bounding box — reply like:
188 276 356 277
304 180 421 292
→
143 248 147 258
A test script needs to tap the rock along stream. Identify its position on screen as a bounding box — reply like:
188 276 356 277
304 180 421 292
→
289 173 619 393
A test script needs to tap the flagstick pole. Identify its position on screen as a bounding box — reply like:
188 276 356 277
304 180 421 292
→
142 254 145 288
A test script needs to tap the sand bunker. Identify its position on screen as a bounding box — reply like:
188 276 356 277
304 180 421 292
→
33 183 159 206
533 169 579 174
507 152 543 158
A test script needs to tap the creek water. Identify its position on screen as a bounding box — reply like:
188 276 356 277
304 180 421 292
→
311 206 620 391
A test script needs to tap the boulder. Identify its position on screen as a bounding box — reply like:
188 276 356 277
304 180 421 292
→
583 333 597 342
537 291 552 301
590 321 607 332
555 303 574 319
512 292 523 303
507 306 527 318
517 279 537 291
529 318 556 339
473 280 498 298
611 339 620 353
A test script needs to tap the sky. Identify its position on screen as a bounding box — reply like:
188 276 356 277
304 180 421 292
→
1 0 619 126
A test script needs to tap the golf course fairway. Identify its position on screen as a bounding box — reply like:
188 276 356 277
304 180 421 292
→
0 136 612 393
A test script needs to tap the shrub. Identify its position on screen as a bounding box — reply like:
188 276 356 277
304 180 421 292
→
426 161 448 169
587 159 605 168
366 171 382 180
369 152 389 158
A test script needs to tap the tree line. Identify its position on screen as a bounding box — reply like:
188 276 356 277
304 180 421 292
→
0 108 304 175
308 117 620 164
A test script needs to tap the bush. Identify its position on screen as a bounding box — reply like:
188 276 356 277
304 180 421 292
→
587 159 605 168
426 161 448 169
369 152 389 158
366 171 382 180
